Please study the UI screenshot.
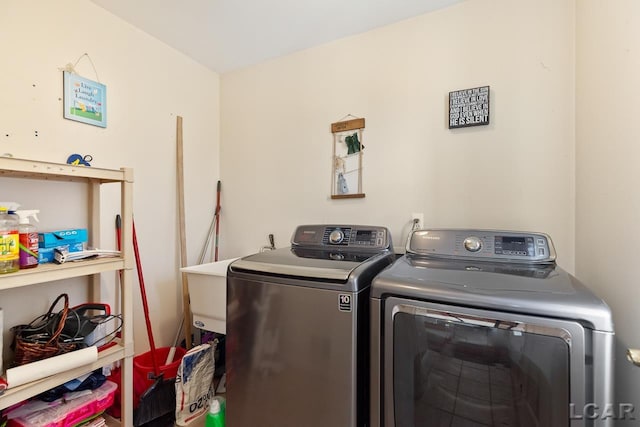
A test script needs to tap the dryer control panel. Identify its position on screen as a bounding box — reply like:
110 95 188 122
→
407 229 556 264
291 224 391 250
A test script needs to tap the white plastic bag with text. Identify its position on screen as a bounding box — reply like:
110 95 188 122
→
175 342 216 426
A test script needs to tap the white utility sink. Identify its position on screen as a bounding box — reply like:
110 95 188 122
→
181 258 238 334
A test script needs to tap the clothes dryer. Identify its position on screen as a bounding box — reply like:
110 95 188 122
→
370 229 614 427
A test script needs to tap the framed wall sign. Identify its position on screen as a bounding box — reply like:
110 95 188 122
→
63 71 107 128
449 85 489 129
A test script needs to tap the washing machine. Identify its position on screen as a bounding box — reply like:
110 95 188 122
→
370 229 614 427
227 224 394 427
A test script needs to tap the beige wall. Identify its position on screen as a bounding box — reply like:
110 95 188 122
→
0 0 221 354
220 0 576 269
576 0 640 413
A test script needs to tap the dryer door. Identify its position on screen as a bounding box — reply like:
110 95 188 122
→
383 298 588 427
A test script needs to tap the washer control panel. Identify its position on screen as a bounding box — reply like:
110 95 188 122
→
291 224 391 250
407 229 556 264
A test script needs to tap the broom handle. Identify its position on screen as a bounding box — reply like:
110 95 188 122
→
132 219 160 376
116 215 123 284
214 180 221 262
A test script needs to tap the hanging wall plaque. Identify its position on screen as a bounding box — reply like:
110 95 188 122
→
331 117 365 199
449 85 489 129
63 71 107 128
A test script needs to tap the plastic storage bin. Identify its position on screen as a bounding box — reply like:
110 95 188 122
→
7 380 118 427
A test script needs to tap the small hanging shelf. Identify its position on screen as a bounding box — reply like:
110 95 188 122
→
331 117 365 199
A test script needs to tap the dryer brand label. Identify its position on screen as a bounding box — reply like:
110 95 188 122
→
339 294 352 312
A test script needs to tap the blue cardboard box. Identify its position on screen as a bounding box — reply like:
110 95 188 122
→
39 228 88 248
38 243 85 264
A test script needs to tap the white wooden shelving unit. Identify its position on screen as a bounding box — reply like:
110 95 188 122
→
0 157 134 426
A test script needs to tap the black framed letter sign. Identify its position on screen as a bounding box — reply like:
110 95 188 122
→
449 86 490 129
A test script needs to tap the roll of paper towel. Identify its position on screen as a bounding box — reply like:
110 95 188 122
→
6 346 98 388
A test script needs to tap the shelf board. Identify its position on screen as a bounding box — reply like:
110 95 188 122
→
0 343 129 410
0 258 125 290
331 193 366 199
0 158 129 183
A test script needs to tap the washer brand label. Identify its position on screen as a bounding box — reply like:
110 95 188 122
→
339 294 352 312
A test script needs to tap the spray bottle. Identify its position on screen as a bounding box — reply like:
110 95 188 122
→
0 202 20 223
16 210 40 269
0 206 19 274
